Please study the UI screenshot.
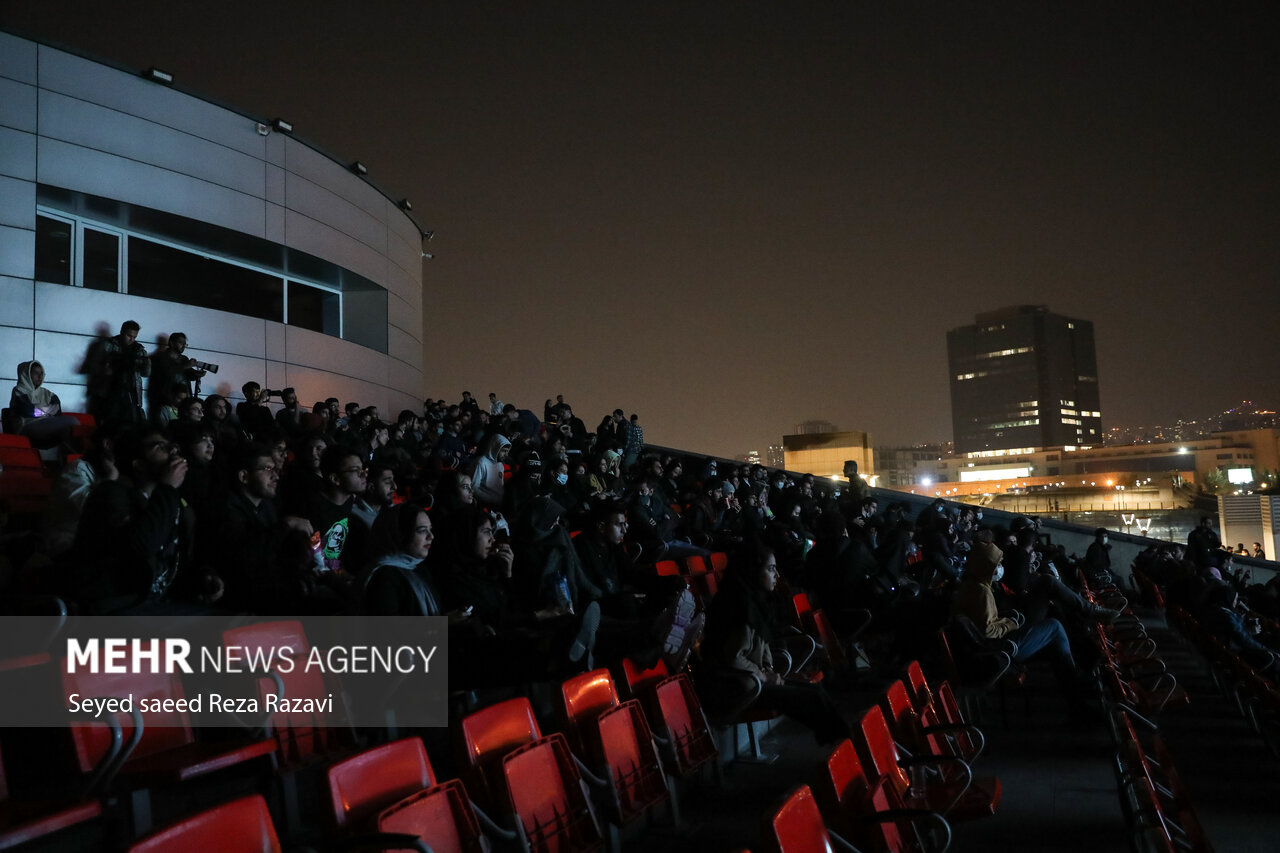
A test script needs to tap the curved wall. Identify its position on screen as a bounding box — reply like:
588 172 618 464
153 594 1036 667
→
0 31 426 417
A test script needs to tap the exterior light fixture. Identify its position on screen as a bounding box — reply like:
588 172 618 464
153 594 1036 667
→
272 118 294 133
350 161 368 175
255 123 270 136
399 199 413 211
144 67 173 84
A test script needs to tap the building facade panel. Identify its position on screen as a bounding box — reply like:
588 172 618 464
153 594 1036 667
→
284 171 387 255
0 126 36 181
0 276 35 327
282 208 386 286
1 32 426 416
387 324 421 367
0 328 35 379
0 77 37 132
36 46 264 157
0 32 37 84
384 260 422 310
0 175 35 228
0 224 34 279
284 142 388 222
37 90 267 199
37 137 268 237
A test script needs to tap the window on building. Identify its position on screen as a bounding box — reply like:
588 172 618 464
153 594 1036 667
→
287 281 340 336
128 237 283 322
35 191 392 354
34 214 73 285
82 228 121 292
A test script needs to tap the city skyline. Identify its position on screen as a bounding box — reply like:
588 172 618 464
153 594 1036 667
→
3 3 1277 459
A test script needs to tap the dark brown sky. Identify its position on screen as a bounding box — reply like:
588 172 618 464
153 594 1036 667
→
6 2 1278 458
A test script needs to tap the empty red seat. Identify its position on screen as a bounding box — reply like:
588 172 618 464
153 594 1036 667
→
221 620 347 764
127 795 281 853
651 674 718 777
558 669 620 759
377 778 486 853
60 662 277 785
708 552 729 574
502 735 604 853
458 697 542 812
856 705 999 821
812 739 952 853
761 785 841 853
683 555 709 575
326 737 436 830
594 700 669 825
879 680 984 765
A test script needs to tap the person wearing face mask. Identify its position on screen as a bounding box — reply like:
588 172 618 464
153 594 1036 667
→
1083 527 1113 581
1002 528 1120 625
951 541 1091 721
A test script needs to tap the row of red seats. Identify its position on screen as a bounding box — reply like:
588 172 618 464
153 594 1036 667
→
1168 605 1280 761
759 659 1007 853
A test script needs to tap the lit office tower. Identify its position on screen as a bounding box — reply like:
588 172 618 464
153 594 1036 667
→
947 305 1102 454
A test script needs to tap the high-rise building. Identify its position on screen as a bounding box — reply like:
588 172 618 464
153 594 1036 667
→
947 305 1102 454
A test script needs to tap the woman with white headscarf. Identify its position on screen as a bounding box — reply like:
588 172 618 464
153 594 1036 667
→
9 361 79 447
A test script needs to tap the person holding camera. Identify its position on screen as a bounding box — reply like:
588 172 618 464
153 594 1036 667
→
147 332 208 425
236 381 276 442
85 320 151 427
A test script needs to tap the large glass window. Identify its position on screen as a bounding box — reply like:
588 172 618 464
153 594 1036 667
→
36 191 392 353
34 214 72 285
128 237 283 322
287 281 340 336
82 228 121 292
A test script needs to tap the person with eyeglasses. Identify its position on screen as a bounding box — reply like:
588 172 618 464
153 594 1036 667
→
299 446 371 596
210 444 316 614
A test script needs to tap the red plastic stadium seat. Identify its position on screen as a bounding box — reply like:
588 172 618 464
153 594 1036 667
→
127 795 280 853
327 737 436 830
708 552 729 574
0 742 103 850
222 620 347 764
377 778 487 853
880 680 983 765
651 674 718 777
594 700 669 824
856 706 999 822
654 560 682 577
458 697 542 812
501 735 603 853
683 555 709 575
761 785 838 853
558 669 620 759
61 663 277 785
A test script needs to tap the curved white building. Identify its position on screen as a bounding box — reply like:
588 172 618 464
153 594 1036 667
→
0 31 427 419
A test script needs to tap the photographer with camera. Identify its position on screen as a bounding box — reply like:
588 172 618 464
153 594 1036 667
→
85 320 151 427
236 381 280 442
147 332 213 426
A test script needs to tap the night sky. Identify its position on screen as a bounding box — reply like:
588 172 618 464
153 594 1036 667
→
5 2 1278 458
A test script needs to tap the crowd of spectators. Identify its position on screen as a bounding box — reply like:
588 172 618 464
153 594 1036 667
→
4 318 1225 738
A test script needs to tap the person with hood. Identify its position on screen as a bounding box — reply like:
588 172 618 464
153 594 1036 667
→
951 541 1087 719
9 360 79 447
472 433 511 508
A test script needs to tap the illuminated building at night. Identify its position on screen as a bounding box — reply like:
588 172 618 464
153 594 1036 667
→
947 305 1102 455
0 32 428 415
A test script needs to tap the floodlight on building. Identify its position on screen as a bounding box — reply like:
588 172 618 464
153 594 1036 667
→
399 199 413 211
350 161 368 176
272 118 294 133
921 477 933 486
423 229 434 240
255 122 270 136
1179 447 1189 454
144 67 173 84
